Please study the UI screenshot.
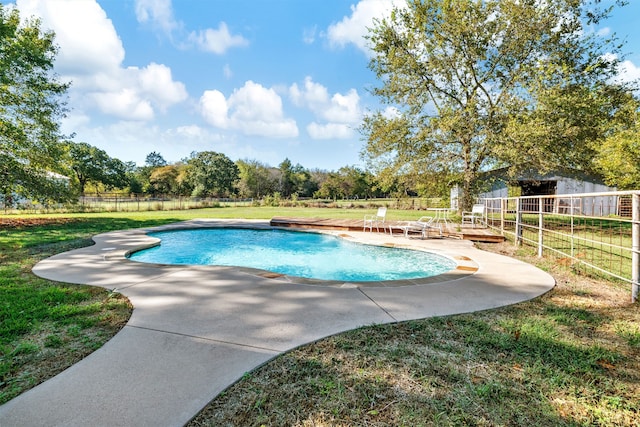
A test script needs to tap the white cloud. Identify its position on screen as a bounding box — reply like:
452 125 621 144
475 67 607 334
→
323 90 361 123
601 53 640 87
290 77 330 110
17 0 124 75
327 0 401 53
61 111 91 133
134 0 248 55
14 0 188 122
76 64 186 120
136 63 188 110
90 90 155 121
307 122 353 139
382 106 401 119
172 125 210 139
135 0 180 35
303 25 317 44
618 59 640 85
188 22 249 54
200 90 230 129
65 120 229 165
289 77 361 139
200 81 298 138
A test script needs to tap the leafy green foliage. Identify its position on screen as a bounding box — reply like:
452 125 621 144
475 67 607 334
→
499 78 637 181
63 141 128 195
0 5 70 204
594 105 640 189
185 151 240 198
148 163 190 196
145 151 167 168
314 166 376 199
277 158 319 198
0 218 136 404
362 0 633 210
236 159 278 198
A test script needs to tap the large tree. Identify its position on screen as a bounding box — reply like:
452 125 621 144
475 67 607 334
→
64 142 128 195
148 163 191 196
145 151 167 168
362 0 632 210
593 98 640 189
236 159 277 199
314 166 374 200
278 158 295 197
276 159 318 198
0 6 70 204
186 151 239 198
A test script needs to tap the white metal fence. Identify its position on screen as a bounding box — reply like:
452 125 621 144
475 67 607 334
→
481 191 639 302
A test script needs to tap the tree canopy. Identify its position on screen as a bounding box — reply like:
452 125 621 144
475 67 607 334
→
0 5 70 204
236 159 278 198
64 142 128 195
362 0 635 209
145 151 167 168
186 151 239 198
593 98 640 189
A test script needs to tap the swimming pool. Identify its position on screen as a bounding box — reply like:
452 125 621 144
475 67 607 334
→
128 228 456 282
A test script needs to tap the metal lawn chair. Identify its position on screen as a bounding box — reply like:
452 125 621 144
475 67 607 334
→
363 207 387 232
399 216 442 239
461 204 486 228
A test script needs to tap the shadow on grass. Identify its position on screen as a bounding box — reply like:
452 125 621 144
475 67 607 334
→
190 311 635 426
0 217 153 404
1 217 183 252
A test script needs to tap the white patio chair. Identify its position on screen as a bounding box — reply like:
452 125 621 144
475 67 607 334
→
401 216 442 239
387 216 442 239
461 204 486 228
363 207 387 232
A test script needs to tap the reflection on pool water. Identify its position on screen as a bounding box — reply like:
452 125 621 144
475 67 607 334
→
128 228 456 282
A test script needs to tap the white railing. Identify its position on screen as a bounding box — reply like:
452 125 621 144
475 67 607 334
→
481 191 640 302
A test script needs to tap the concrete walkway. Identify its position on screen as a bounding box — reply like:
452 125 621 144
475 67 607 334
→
0 219 555 427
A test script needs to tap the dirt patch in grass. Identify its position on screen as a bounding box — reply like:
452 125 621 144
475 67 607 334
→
0 217 77 229
189 241 640 427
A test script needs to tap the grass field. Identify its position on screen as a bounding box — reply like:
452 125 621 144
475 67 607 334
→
1 207 639 425
0 206 419 404
487 213 636 286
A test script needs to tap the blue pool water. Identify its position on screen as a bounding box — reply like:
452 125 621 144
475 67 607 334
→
128 228 456 282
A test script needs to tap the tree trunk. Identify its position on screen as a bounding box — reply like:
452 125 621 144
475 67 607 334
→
460 176 475 213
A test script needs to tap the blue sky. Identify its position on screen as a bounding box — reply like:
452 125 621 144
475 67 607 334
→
6 0 640 171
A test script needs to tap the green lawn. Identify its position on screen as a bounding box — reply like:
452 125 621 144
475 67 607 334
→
1 205 428 222
488 213 635 284
0 206 422 404
189 242 640 426
1 207 639 426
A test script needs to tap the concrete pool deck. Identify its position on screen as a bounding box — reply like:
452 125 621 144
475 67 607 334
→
0 219 555 426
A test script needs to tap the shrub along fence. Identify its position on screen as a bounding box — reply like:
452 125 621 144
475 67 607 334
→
481 190 640 302
2 193 451 214
77 194 254 212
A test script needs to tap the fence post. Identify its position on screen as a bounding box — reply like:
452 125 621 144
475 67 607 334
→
632 193 639 303
538 196 544 257
500 198 505 235
570 196 575 259
515 197 522 246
